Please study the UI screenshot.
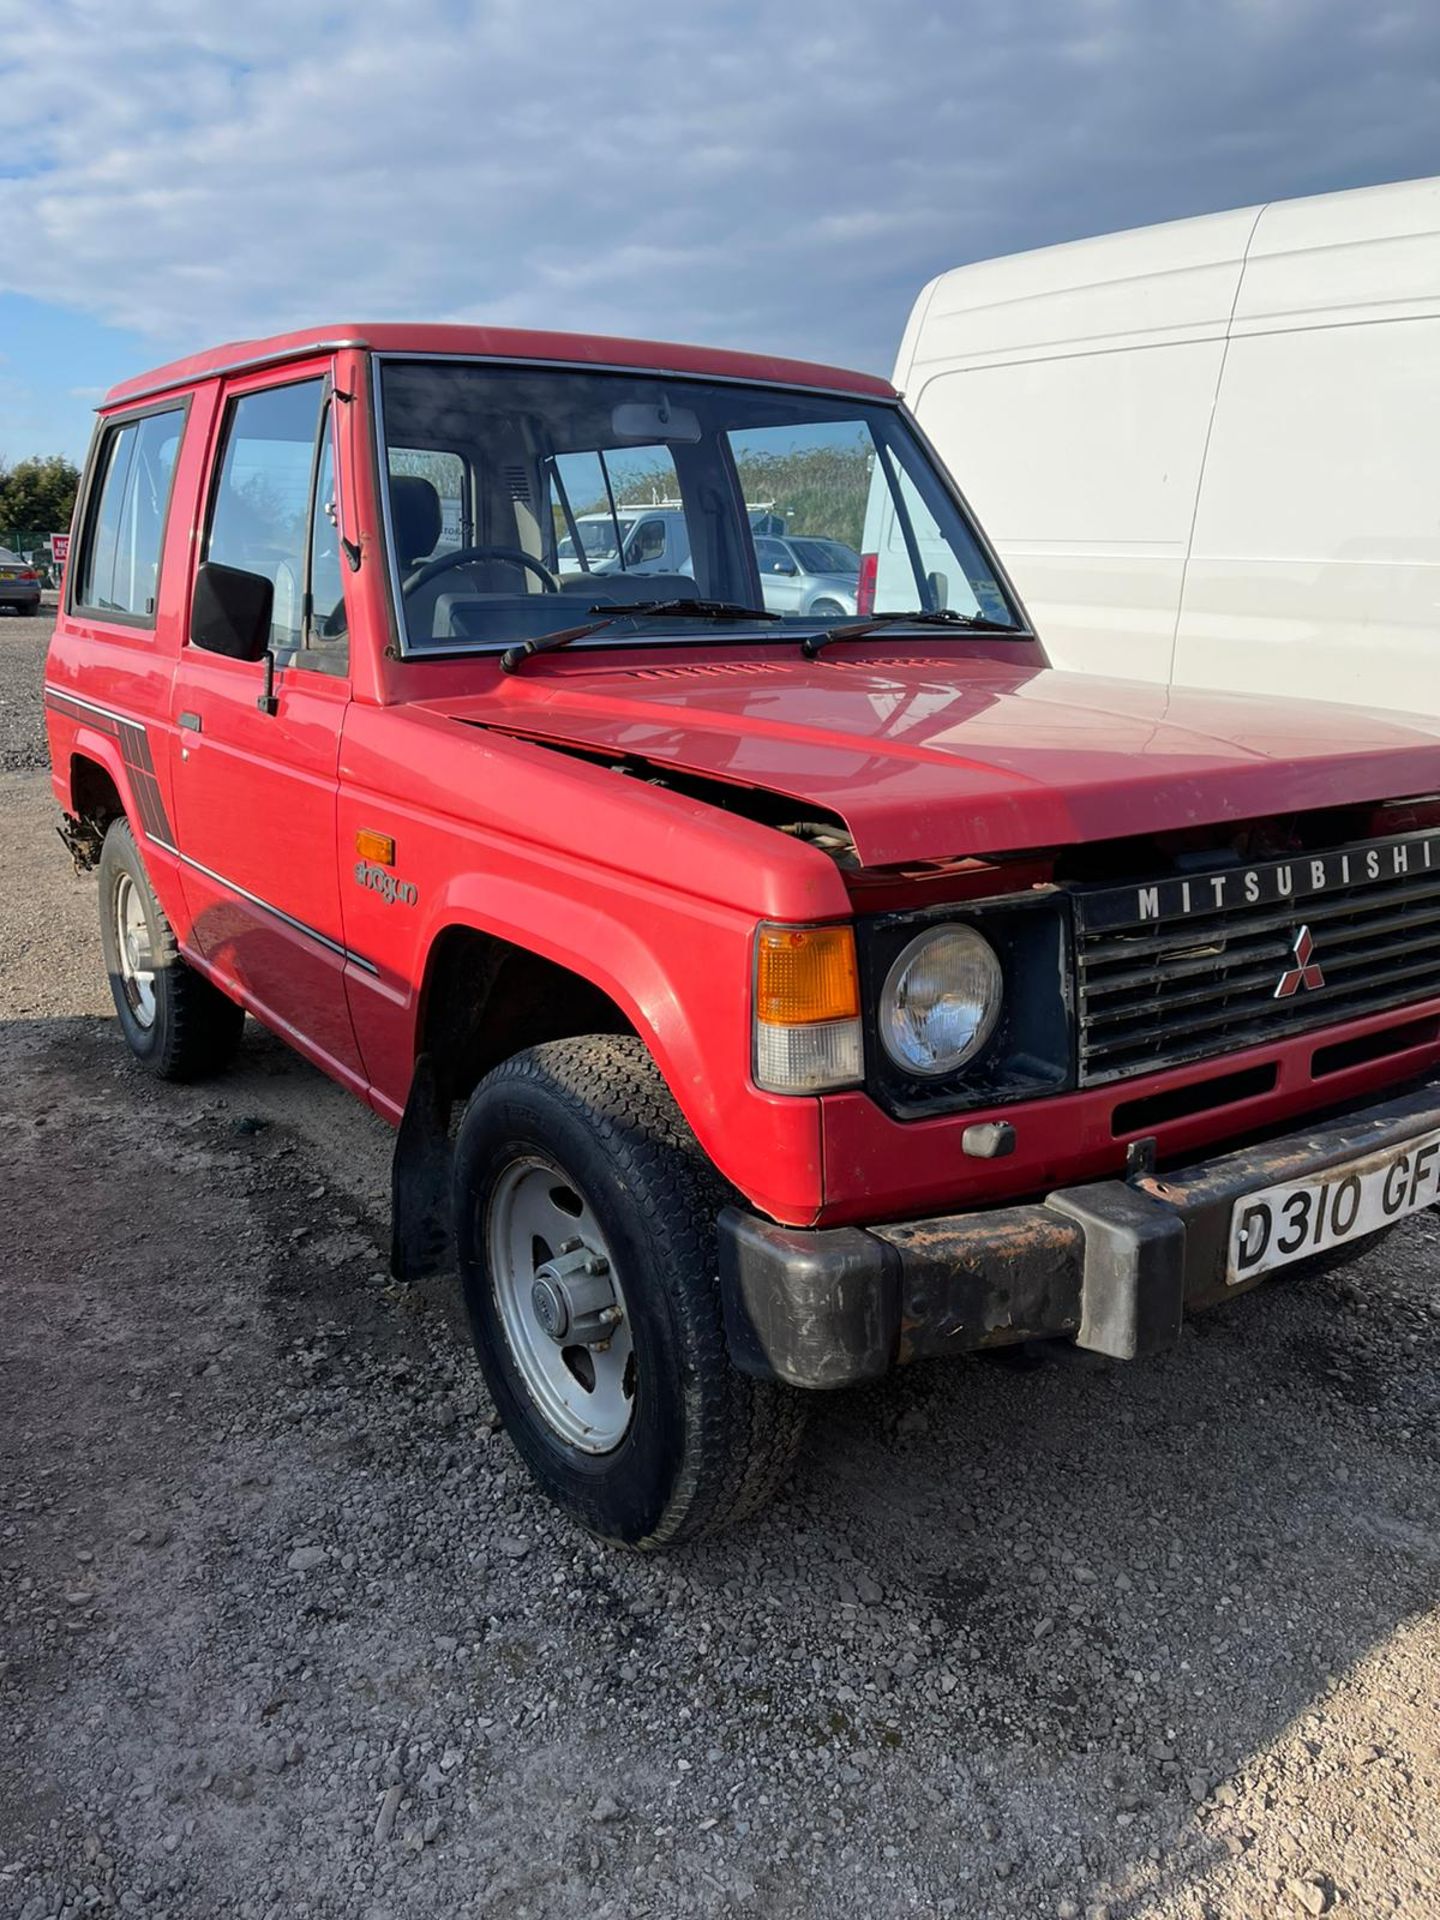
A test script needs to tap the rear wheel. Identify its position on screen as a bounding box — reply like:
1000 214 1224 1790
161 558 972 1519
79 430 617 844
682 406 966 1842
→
453 1035 807 1546
97 819 245 1080
808 597 846 618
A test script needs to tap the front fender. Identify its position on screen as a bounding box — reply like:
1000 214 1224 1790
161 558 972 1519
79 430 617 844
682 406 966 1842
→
416 871 825 1225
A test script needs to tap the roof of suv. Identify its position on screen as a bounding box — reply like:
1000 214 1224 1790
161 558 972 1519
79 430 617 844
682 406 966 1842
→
102 323 899 409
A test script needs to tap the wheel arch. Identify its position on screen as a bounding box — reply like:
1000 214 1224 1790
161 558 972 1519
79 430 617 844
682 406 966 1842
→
55 744 138 872
69 749 127 825
416 921 637 1108
392 914 649 1284
389 883 820 1280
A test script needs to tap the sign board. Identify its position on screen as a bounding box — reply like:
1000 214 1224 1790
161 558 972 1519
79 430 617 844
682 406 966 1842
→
50 532 70 570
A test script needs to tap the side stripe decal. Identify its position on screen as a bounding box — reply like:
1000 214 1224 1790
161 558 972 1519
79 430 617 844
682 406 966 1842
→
44 684 379 978
46 685 175 845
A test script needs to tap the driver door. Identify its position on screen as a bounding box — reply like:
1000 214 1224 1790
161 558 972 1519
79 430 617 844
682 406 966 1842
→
169 364 364 1084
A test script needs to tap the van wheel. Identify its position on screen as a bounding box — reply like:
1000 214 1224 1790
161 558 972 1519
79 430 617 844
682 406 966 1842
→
452 1035 808 1547
809 598 846 617
97 819 245 1080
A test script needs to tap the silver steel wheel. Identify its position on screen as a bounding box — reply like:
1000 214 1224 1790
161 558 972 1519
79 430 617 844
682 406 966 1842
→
113 871 157 1029
486 1156 636 1453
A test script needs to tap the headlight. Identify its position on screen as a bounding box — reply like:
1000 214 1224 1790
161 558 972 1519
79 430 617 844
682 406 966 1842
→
879 925 1002 1077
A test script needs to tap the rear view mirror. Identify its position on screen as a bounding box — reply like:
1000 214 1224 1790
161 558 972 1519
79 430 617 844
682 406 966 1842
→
611 399 702 443
191 562 274 662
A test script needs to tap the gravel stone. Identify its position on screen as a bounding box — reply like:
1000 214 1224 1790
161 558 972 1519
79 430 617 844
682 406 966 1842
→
372 1786 402 1845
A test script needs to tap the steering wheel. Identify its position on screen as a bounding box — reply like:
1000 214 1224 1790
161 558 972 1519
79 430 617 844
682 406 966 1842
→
403 545 559 595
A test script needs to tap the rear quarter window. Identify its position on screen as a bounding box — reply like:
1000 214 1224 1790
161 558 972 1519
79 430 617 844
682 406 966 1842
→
72 405 187 625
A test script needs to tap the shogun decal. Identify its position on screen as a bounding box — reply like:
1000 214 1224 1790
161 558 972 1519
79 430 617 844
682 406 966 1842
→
354 858 418 906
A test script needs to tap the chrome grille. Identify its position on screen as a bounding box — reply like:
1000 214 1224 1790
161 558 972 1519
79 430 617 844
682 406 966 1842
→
1074 831 1440 1085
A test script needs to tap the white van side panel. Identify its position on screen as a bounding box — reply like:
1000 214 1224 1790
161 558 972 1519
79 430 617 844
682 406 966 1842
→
1172 316 1440 711
901 207 1255 679
902 178 1440 709
1234 175 1440 332
917 344 1223 679
1172 181 1440 712
903 207 1255 366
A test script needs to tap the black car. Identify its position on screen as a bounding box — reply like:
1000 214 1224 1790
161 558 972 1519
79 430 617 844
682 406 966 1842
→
0 548 42 613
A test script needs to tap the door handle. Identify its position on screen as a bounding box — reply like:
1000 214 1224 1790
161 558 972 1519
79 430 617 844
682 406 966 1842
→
178 712 202 733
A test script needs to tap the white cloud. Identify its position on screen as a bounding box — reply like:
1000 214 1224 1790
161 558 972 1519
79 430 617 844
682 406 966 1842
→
1 0 1438 376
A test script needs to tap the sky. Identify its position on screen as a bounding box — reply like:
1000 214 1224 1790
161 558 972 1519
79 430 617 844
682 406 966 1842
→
2 0 1439 464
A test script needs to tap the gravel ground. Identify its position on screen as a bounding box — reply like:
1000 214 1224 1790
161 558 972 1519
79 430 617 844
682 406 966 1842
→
3 609 1439 1920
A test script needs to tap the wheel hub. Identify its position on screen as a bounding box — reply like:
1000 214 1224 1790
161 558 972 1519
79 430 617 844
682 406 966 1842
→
487 1159 636 1453
530 1238 620 1345
113 871 157 1028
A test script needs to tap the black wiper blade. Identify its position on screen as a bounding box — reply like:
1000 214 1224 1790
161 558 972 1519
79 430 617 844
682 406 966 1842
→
801 608 1020 660
625 597 779 622
501 598 779 673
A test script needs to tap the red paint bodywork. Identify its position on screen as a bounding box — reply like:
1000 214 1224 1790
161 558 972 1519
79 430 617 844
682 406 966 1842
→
46 326 1440 1231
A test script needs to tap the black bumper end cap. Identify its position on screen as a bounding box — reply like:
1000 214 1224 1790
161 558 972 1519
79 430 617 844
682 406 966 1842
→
717 1206 899 1390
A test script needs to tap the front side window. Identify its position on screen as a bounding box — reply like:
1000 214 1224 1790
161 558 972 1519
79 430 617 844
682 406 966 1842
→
204 379 326 660
377 359 1023 654
74 408 184 621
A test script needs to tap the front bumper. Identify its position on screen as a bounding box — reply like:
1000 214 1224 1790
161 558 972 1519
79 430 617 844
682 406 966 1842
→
718 1073 1440 1389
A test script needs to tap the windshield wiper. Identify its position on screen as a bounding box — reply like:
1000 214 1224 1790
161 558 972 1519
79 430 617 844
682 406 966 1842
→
500 599 779 673
800 608 1021 660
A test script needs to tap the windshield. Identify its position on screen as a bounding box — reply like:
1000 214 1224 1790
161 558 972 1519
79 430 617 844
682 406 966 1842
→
377 359 1024 654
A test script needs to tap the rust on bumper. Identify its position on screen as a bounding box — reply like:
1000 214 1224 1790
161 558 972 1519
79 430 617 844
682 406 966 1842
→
718 1073 1440 1391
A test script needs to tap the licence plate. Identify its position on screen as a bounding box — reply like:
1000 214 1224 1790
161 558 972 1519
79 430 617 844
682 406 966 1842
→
1227 1127 1440 1283
0 569 16 580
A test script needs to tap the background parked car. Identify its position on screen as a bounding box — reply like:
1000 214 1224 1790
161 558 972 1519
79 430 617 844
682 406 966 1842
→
0 548 42 614
753 534 859 616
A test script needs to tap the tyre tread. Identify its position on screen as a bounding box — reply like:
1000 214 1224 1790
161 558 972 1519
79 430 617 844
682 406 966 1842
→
459 1035 806 1546
99 820 244 1082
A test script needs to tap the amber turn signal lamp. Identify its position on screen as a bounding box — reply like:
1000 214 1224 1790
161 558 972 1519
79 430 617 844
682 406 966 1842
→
755 924 861 1026
752 923 864 1095
355 829 396 866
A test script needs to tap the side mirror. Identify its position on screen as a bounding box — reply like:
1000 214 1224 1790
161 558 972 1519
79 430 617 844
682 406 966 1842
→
773 559 796 576
191 561 274 662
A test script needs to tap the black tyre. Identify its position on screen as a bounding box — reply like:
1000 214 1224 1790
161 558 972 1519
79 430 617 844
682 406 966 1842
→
1285 1223 1398 1284
453 1035 807 1546
97 819 245 1081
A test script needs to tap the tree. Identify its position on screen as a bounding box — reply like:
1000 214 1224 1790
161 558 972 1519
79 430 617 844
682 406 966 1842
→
0 455 81 534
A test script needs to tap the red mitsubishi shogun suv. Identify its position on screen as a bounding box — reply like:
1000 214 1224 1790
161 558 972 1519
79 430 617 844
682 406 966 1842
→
45 324 1440 1544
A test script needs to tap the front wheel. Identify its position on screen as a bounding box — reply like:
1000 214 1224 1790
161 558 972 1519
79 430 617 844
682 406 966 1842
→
452 1036 807 1546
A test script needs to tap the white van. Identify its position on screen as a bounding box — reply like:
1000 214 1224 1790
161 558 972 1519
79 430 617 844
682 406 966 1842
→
894 175 1440 710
